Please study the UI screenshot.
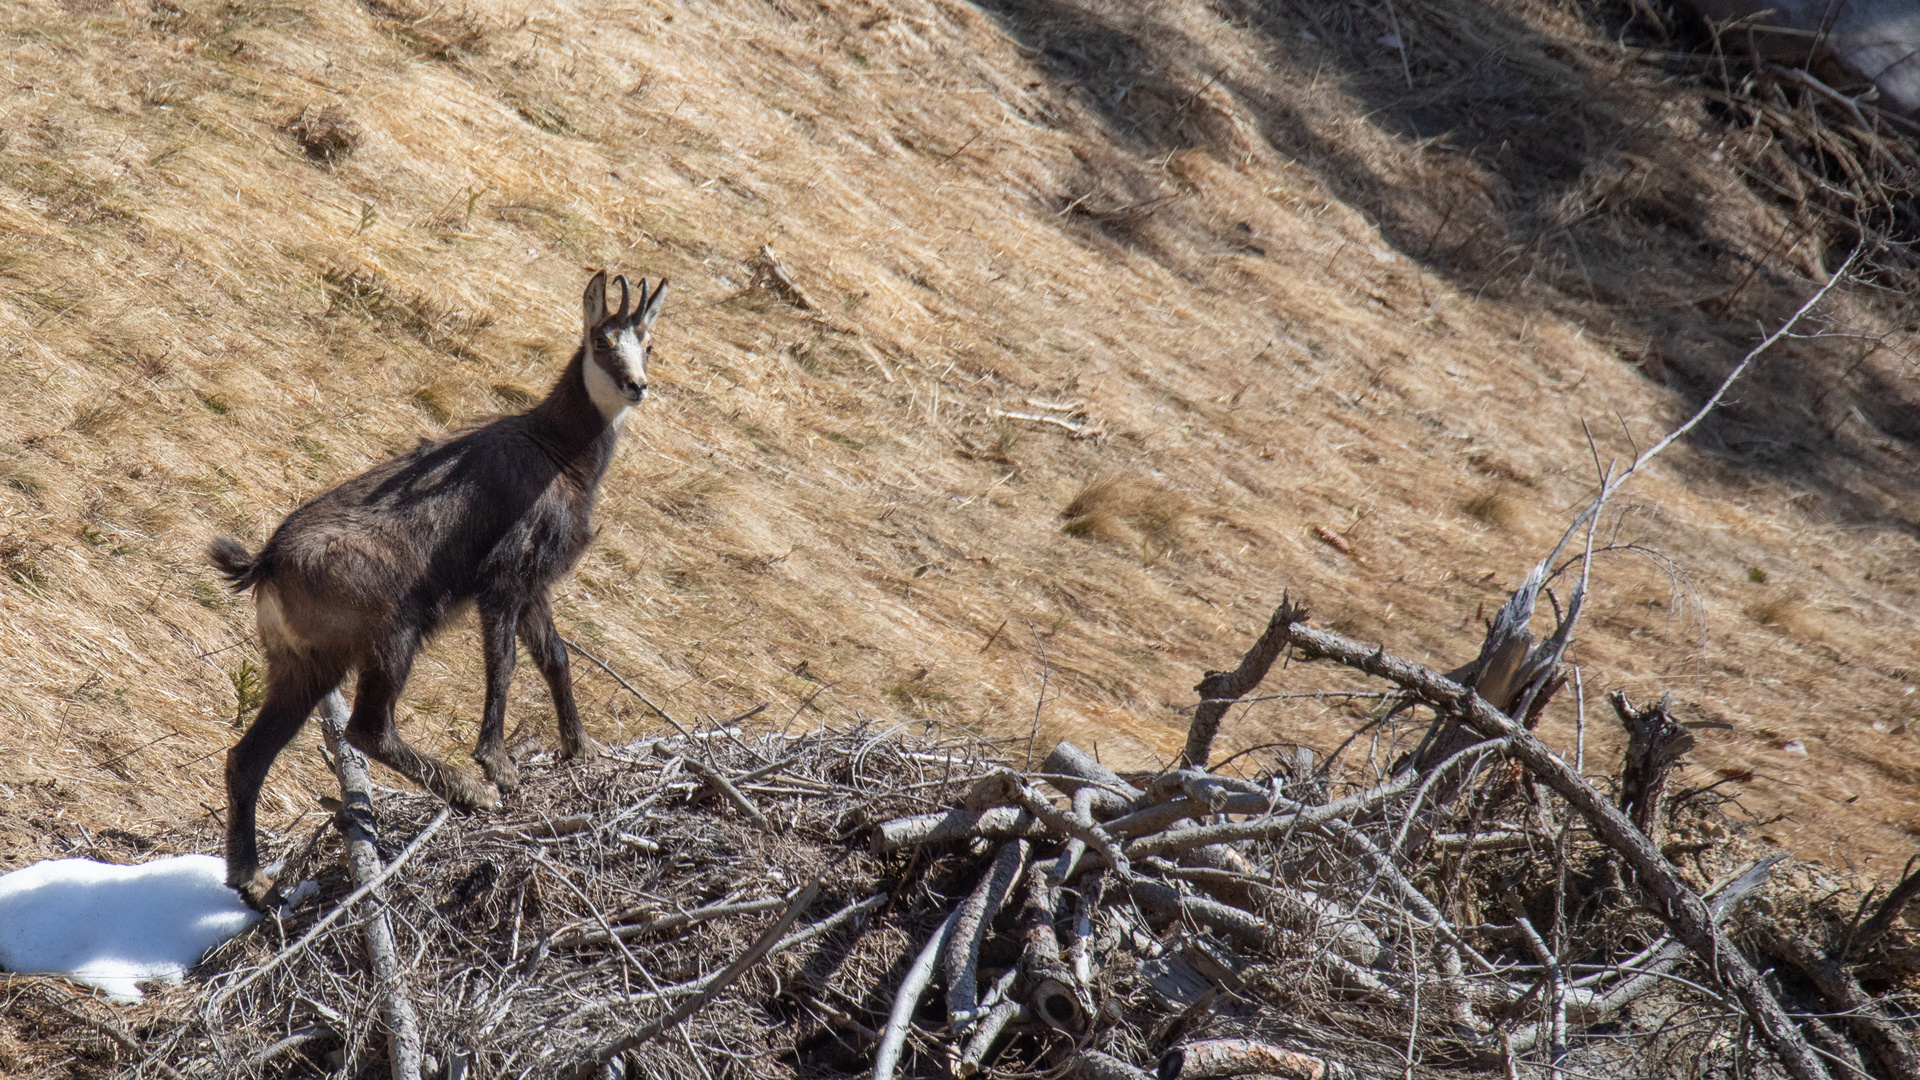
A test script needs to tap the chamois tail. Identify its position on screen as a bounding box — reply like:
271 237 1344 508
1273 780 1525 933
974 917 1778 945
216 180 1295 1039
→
208 537 261 592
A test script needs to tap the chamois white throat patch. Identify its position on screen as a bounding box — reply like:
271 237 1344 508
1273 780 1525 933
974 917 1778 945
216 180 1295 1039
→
583 355 632 424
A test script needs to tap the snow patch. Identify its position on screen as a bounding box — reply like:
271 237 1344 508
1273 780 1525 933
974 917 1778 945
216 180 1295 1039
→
0 854 260 1000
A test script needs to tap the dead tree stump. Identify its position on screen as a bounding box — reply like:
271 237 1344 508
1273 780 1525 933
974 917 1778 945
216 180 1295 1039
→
1609 691 1692 845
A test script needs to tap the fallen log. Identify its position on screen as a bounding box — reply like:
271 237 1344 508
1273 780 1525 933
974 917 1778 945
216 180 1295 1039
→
874 906 965 1080
1159 1038 1358 1080
1041 741 1142 820
946 841 1029 1030
872 806 1046 855
1020 871 1088 1035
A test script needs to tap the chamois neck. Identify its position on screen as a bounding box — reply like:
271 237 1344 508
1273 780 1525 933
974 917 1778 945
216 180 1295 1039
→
525 348 623 480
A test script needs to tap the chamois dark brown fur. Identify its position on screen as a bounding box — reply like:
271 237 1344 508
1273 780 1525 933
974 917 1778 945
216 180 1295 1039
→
209 271 667 910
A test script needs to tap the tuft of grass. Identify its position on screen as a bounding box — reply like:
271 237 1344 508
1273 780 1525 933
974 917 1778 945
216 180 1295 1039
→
993 415 1023 456
367 0 494 61
491 383 535 408
322 261 494 356
1748 566 1769 584
886 668 952 715
189 580 230 609
413 382 461 424
1061 475 1190 562
69 403 123 437
1744 592 1817 637
1462 489 1518 529
492 202 592 258
3 467 45 499
0 536 51 599
647 471 732 522
506 93 575 136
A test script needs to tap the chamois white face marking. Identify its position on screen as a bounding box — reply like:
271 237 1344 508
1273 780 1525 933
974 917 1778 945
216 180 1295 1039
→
585 323 649 425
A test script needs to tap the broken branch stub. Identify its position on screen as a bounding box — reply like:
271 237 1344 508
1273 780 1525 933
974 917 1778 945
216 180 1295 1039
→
1610 690 1693 843
1181 595 1307 769
1041 740 1142 819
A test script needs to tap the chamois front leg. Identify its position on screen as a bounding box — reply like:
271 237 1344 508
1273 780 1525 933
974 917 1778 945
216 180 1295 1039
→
472 601 522 790
520 591 601 763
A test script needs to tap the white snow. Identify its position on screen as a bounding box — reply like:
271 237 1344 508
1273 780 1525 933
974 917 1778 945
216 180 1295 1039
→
0 854 260 1000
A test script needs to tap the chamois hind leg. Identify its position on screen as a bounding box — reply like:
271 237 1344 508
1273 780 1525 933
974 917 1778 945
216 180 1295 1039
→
344 663 501 812
226 655 344 911
471 600 521 790
519 591 601 762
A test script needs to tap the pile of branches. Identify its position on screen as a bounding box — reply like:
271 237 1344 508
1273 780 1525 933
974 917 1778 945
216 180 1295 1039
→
79 574 1914 1080
858 592 1920 1080
93 594 1919 1080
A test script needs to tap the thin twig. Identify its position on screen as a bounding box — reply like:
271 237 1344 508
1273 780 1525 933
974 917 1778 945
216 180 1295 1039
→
563 637 692 736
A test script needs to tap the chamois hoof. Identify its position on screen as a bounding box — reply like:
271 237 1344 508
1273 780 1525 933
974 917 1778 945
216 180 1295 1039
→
560 736 603 765
474 748 520 791
443 771 502 812
232 871 285 914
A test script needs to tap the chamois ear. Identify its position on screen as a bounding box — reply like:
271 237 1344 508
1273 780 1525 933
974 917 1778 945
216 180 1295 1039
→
638 277 669 326
581 270 609 331
612 275 631 321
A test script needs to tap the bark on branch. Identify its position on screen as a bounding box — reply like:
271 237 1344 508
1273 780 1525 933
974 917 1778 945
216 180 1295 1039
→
317 691 426 1080
1751 916 1920 1080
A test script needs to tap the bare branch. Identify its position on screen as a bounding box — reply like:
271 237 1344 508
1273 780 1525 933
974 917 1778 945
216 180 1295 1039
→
1181 595 1307 768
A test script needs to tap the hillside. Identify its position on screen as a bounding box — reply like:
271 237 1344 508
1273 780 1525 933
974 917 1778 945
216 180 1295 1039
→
2 0 1918 878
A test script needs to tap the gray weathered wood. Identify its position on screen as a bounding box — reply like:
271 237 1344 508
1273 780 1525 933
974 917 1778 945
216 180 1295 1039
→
317 690 425 1080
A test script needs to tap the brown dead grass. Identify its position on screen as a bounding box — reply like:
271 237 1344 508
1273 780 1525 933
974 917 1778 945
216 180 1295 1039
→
0 0 1917 894
1061 473 1191 562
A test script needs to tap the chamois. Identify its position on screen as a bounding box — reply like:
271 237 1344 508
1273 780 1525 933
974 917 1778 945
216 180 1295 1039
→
209 271 667 910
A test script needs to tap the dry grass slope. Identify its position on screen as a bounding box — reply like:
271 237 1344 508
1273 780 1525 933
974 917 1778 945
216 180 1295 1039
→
2 0 1919 886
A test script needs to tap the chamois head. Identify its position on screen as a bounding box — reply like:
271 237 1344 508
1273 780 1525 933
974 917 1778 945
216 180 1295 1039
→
580 269 669 424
